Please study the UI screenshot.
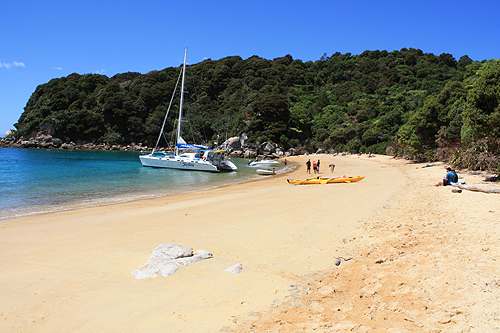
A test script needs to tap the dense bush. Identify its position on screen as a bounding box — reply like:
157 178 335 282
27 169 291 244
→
14 50 500 174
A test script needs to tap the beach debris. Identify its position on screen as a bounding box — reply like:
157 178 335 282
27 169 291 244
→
132 243 213 280
451 188 462 193
334 257 352 266
375 258 386 264
225 263 243 275
452 183 500 193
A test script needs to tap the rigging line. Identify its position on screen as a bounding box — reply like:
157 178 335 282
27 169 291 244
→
186 64 209 146
152 66 183 153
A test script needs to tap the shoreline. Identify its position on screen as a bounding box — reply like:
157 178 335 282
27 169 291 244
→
1 155 499 331
0 150 296 221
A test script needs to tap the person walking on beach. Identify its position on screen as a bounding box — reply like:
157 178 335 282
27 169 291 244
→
306 159 311 174
312 161 318 174
317 159 320 172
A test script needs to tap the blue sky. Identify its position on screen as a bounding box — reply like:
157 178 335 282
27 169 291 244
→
1 0 499 137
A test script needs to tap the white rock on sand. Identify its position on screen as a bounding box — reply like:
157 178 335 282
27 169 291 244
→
132 243 213 280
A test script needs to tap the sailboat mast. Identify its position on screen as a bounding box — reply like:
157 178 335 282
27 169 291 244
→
176 48 188 156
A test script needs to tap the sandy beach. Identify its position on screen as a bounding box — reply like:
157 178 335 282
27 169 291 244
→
1 155 499 332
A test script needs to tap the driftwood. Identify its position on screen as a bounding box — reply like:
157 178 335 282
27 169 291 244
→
452 183 500 194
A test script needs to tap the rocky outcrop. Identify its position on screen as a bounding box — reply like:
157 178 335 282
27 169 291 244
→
0 129 304 157
0 130 149 151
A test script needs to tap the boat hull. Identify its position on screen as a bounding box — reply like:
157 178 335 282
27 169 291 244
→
139 155 219 172
287 176 365 185
218 161 238 171
256 169 275 175
248 160 280 167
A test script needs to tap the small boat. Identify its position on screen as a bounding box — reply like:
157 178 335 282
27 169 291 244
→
256 169 276 175
287 176 365 185
139 49 237 172
248 159 280 167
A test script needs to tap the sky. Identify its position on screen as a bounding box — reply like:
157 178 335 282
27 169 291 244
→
1 0 500 137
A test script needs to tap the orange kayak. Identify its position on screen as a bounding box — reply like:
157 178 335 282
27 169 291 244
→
287 176 365 185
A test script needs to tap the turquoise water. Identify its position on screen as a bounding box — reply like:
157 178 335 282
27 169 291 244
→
0 148 289 219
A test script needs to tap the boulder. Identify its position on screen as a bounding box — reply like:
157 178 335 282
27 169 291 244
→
223 136 241 150
20 140 37 148
257 142 275 155
239 133 249 147
132 243 213 280
5 129 15 140
243 149 257 159
229 150 243 158
296 147 309 155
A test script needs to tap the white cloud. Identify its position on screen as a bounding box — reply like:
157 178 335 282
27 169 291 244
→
94 69 106 74
0 61 25 69
53 67 63 70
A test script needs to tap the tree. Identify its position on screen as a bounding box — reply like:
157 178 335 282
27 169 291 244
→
462 60 500 142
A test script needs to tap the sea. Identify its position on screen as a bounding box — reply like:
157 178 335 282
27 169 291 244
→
0 148 290 220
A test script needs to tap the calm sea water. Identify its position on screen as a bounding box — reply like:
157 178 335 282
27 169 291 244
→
0 148 289 220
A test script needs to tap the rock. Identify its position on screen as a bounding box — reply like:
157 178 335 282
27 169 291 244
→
296 147 309 155
157 261 181 277
223 137 241 150
258 142 275 155
176 249 213 266
225 263 243 275
119 80 132 90
5 129 15 139
451 188 462 193
51 138 62 148
229 150 243 158
132 243 212 280
243 149 257 159
240 133 249 147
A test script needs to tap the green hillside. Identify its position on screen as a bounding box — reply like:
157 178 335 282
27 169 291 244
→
13 48 500 173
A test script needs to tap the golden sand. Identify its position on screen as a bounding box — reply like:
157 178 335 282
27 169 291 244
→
1 155 498 332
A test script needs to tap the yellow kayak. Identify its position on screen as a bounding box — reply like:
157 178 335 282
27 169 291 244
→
287 176 365 185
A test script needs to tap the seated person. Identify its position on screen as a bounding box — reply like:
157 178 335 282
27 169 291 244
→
434 167 458 186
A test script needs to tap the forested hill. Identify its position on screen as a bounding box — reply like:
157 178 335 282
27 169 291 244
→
13 48 500 172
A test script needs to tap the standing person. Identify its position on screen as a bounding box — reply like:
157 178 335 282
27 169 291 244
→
317 159 320 173
272 168 276 177
329 163 335 173
284 159 287 166
312 161 318 174
306 159 311 174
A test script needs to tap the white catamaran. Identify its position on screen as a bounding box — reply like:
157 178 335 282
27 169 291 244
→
139 49 237 172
